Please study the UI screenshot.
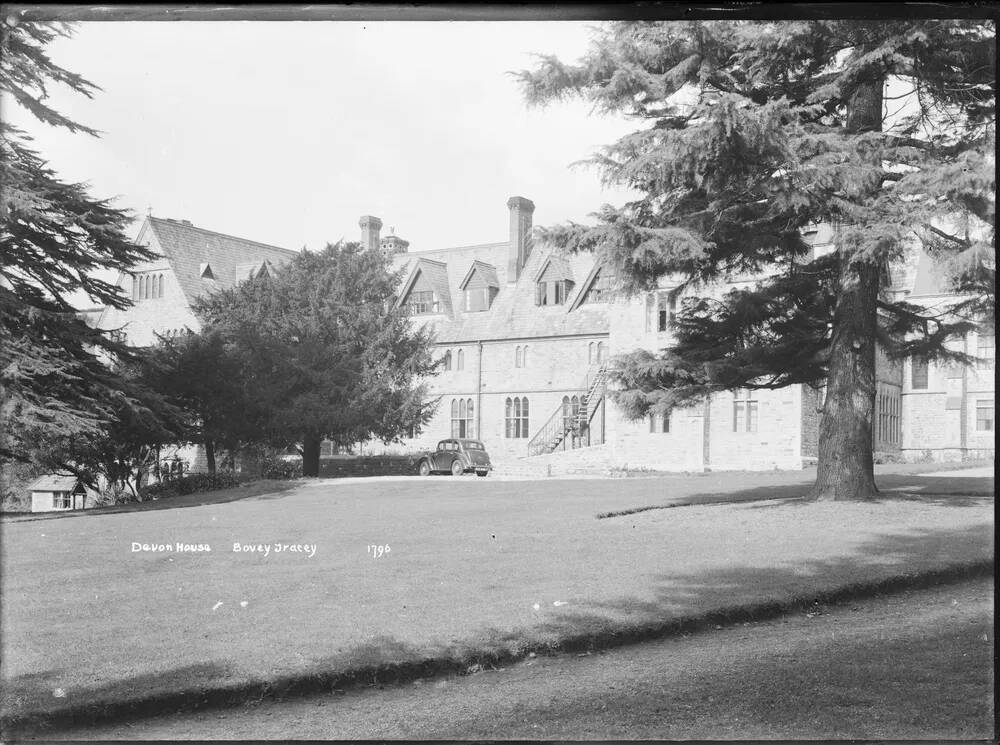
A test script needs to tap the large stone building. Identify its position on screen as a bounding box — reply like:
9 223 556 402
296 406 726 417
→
103 201 994 473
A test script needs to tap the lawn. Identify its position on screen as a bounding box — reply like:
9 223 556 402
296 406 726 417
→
1 471 993 726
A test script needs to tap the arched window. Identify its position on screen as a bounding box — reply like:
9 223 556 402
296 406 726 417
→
131 276 138 301
562 395 572 431
156 274 163 297
443 350 452 371
649 411 670 433
505 397 528 439
596 341 606 363
522 346 528 367
515 346 522 368
451 398 475 438
588 341 595 364
457 349 464 371
144 275 151 299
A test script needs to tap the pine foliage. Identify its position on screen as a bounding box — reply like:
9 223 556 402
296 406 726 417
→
0 19 156 468
519 20 995 420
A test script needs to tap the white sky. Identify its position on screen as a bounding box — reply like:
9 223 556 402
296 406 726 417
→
3 21 638 253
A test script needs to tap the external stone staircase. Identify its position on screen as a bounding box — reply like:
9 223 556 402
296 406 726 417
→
527 363 608 457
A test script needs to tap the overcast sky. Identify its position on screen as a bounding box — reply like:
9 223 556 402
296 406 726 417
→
5 21 638 254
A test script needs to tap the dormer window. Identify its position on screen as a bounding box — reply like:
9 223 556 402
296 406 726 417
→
459 261 499 312
581 268 615 305
464 287 497 312
535 279 573 306
533 255 574 307
407 290 439 315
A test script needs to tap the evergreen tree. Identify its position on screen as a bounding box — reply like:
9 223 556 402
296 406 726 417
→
1 20 156 469
195 243 438 477
143 329 267 474
519 19 994 499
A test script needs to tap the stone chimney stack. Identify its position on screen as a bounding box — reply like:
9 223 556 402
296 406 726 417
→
359 215 383 253
506 196 535 283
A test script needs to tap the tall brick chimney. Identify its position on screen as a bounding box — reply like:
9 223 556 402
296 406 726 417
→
359 215 383 253
506 196 535 283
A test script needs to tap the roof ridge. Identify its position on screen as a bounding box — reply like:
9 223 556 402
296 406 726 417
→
409 240 508 254
415 256 449 268
148 217 297 256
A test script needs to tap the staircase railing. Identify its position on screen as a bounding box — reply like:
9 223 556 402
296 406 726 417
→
527 362 608 457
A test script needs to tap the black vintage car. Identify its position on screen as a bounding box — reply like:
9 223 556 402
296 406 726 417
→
417 438 492 477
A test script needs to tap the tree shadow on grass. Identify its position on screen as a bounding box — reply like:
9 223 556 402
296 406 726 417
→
5 522 993 736
599 472 994 518
528 522 994 646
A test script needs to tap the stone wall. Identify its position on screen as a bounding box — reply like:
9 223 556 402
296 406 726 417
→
99 229 201 346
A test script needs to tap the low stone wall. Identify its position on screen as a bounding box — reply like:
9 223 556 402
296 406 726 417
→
317 455 420 478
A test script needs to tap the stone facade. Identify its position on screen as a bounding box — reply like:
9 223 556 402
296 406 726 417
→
102 203 993 474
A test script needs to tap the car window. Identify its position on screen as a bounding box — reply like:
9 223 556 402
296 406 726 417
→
463 441 484 450
437 441 447 451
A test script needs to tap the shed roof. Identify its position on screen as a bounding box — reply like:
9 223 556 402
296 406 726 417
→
27 474 82 492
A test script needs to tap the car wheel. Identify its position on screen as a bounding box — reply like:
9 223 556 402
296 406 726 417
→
418 460 431 477
476 470 489 478
451 459 465 477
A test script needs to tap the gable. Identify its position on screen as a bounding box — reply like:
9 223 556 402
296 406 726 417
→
397 258 453 316
534 255 574 284
459 261 500 291
570 264 614 310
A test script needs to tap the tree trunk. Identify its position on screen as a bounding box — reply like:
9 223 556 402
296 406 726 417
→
809 259 880 500
302 435 321 478
809 76 883 501
205 439 216 474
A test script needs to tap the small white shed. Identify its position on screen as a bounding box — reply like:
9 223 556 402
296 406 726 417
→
27 475 96 513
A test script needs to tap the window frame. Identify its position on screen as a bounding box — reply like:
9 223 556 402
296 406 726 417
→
649 411 670 433
733 389 759 433
975 399 994 432
911 356 929 389
977 333 995 370
407 290 438 315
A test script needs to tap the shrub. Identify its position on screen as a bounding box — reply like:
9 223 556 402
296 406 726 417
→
142 470 244 499
259 457 302 480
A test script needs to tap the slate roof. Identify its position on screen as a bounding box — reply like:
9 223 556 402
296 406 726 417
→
534 254 574 282
391 241 608 343
27 474 82 492
459 260 500 289
145 217 298 305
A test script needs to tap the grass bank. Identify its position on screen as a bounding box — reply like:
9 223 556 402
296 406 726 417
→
1 472 992 731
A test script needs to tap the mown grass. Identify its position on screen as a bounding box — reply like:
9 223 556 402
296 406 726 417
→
0 470 993 731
